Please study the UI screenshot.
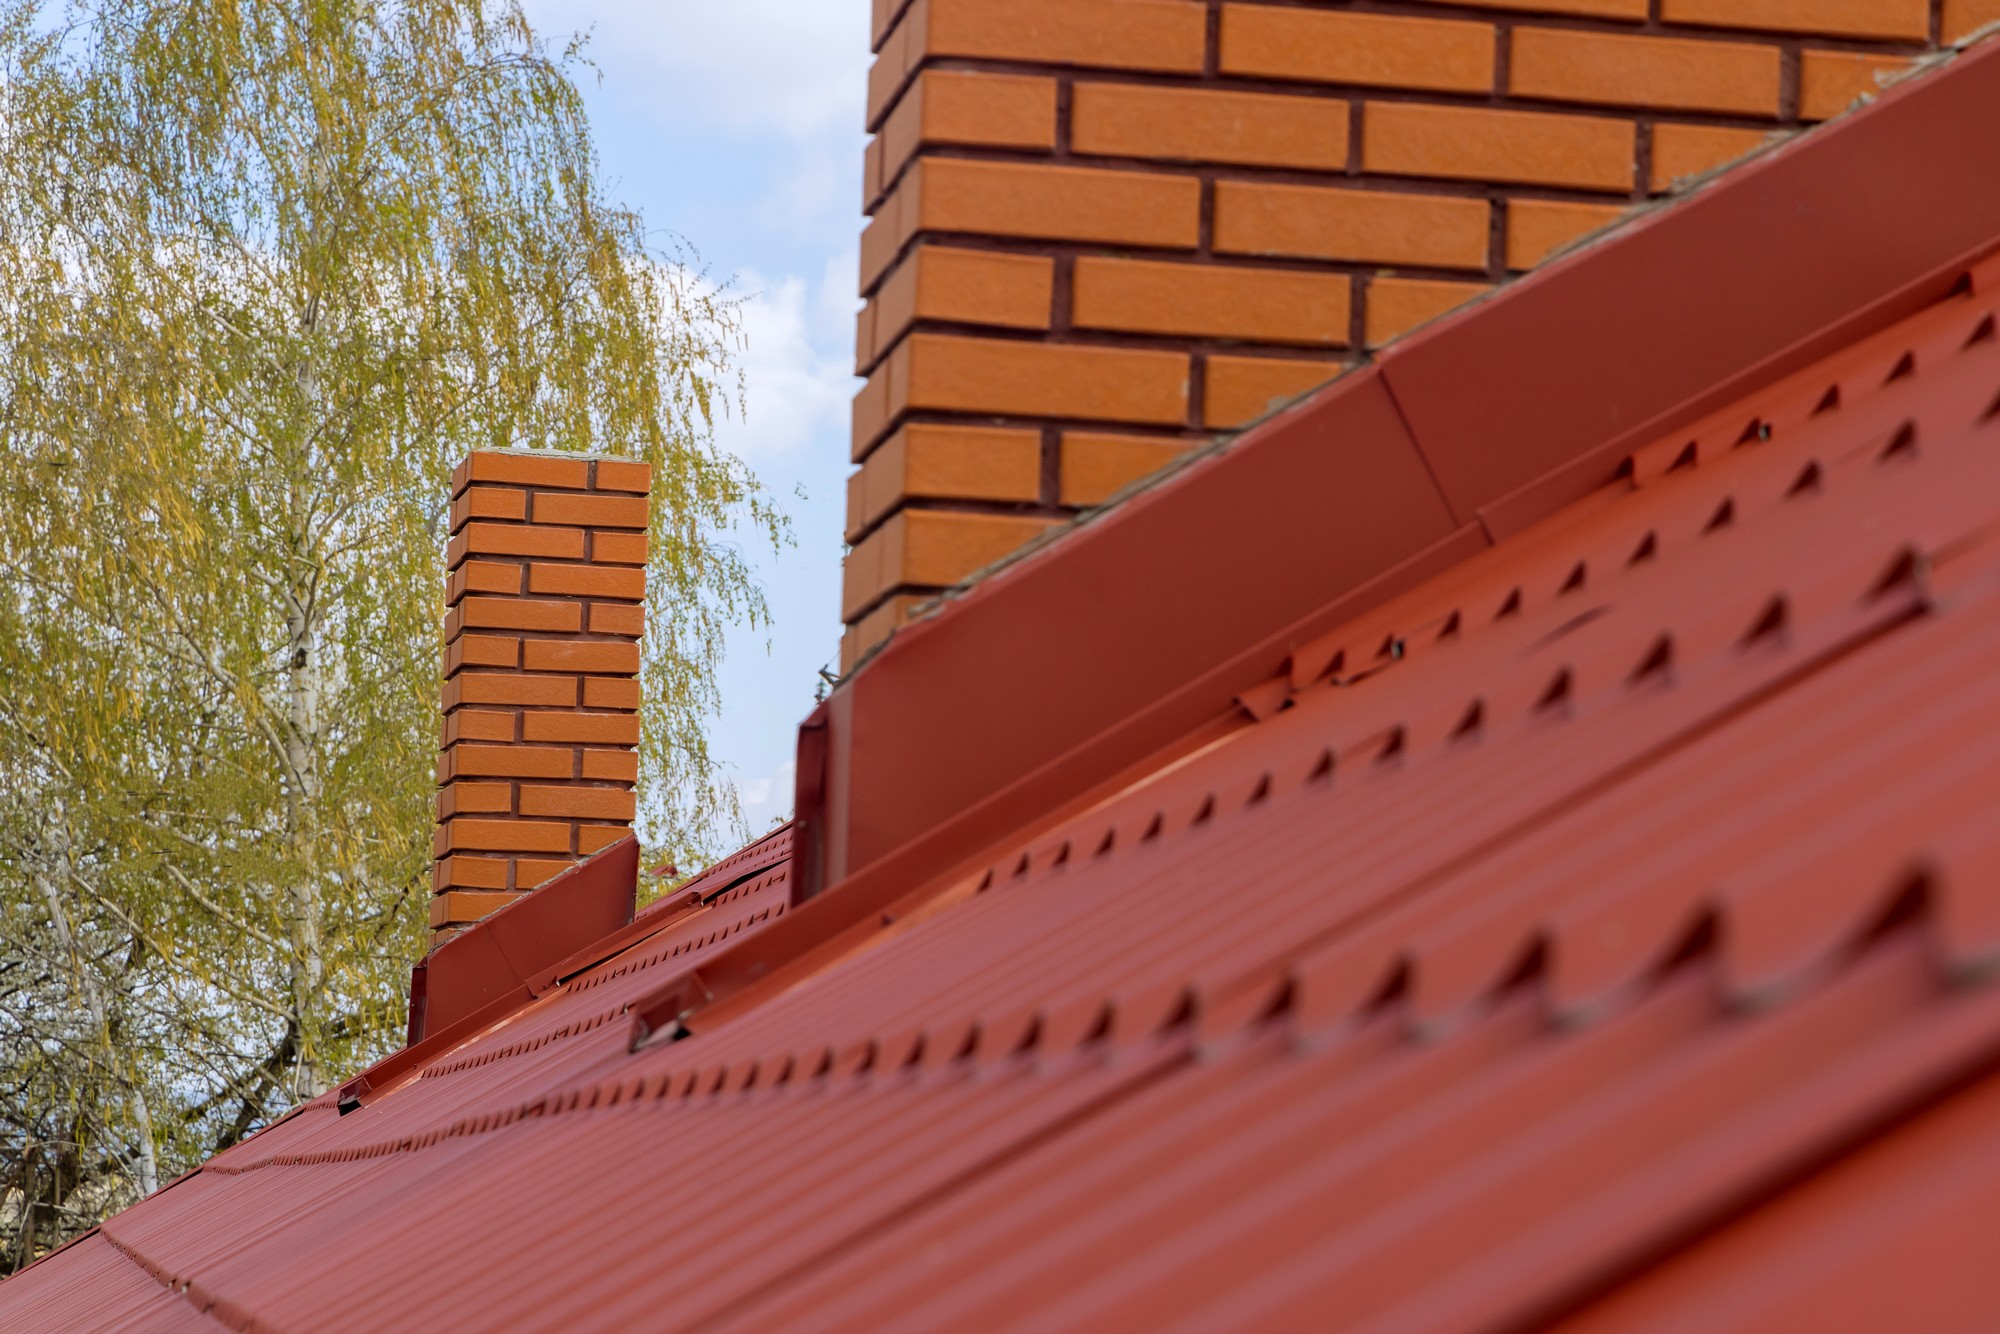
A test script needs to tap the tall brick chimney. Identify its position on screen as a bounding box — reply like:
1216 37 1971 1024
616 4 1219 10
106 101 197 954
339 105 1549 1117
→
431 450 651 943
842 0 1959 669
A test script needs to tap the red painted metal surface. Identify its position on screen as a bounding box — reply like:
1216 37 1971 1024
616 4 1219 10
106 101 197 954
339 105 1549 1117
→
8 54 2000 1333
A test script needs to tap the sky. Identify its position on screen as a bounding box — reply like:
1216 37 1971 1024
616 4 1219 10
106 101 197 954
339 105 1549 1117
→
520 0 874 836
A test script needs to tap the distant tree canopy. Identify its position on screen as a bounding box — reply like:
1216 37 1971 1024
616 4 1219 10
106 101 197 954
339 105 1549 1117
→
0 0 779 1270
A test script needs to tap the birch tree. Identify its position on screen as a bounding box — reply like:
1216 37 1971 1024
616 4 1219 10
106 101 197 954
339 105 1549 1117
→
0 0 779 1269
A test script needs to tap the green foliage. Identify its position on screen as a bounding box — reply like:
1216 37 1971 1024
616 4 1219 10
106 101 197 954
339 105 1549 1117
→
0 0 780 1269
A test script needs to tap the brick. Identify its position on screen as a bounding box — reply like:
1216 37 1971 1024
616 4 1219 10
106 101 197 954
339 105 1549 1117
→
844 594 930 668
1650 123 1776 191
581 749 639 783
445 634 520 675
448 672 579 709
1429 0 1645 14
442 709 515 745
912 157 1203 250
529 563 646 600
429 890 520 929
1660 0 1929 40
447 560 522 604
1510 28 1781 116
1799 50 1914 121
895 332 1190 428
848 424 1043 537
441 817 572 853
591 531 648 565
521 639 641 674
592 459 652 493
449 486 526 532
437 781 511 819
1073 257 1351 345
1219 6 1495 94
1365 102 1637 192
515 859 578 890
925 0 1207 75
448 743 576 779
589 603 645 636
877 70 1057 192
1366 277 1494 347
1506 198 1627 269
578 825 631 855
1213 180 1490 270
450 521 585 563
845 510 1059 617
1947 0 2000 40
1060 432 1198 507
530 491 649 529
1070 83 1350 170
522 711 642 745
520 785 638 821
1204 355 1344 428
863 246 1053 370
457 596 582 633
431 858 511 892
583 677 641 710
453 451 589 493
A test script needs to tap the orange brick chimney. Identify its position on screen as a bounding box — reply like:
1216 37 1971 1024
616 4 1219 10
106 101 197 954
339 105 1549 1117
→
431 450 651 942
842 0 1963 668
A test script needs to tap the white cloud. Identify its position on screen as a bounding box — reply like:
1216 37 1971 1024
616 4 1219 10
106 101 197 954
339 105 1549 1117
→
713 250 858 465
738 758 797 830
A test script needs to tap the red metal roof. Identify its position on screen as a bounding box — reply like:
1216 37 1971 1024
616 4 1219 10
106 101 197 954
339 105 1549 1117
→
9 44 2000 1334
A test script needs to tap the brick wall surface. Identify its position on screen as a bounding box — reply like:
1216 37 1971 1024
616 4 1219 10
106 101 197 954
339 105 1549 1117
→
431 450 651 942
843 0 1962 668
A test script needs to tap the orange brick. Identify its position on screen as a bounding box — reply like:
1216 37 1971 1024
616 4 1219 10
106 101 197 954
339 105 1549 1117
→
1366 277 1494 347
1365 102 1636 192
582 677 641 710
924 0 1207 75
1510 28 1781 116
447 560 522 604
441 709 515 745
520 785 637 821
1073 257 1351 346
592 531 648 565
428 890 522 928
430 858 512 892
1213 180 1490 270
896 332 1190 427
1060 432 1198 506
453 451 589 494
877 70 1057 191
441 817 572 854
1219 6 1495 94
529 563 645 600
522 711 642 746
1506 198 1628 269
581 749 639 783
847 424 1043 538
911 157 1203 250
515 858 579 890
842 594 934 666
437 781 512 820
589 603 645 636
448 672 579 709
521 640 641 674
1946 0 2000 39
1650 123 1777 191
1799 50 1914 121
1204 355 1344 428
446 634 520 676
578 825 631 855
845 510 1059 616
449 521 585 564
592 459 652 494
1660 0 1928 40
449 486 526 532
530 491 649 529
448 743 575 779
1431 0 1644 13
1070 83 1350 170
863 246 1053 370
457 596 582 633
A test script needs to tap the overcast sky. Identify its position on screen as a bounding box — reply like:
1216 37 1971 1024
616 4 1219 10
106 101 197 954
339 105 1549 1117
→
521 0 873 836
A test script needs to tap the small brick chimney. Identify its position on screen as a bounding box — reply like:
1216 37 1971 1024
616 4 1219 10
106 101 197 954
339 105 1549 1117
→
842 0 1960 669
431 450 651 943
